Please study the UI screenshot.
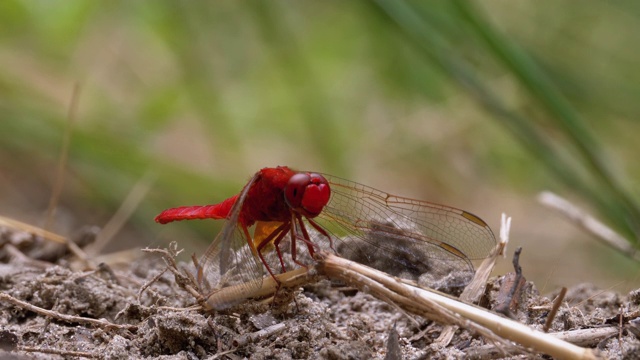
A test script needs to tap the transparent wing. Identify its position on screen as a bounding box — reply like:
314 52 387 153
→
197 173 264 310
314 174 496 289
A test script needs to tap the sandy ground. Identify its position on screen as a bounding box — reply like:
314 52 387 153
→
1 225 639 359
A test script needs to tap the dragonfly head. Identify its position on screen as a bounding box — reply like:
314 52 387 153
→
284 172 330 217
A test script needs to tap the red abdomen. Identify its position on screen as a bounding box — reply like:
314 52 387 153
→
154 196 238 224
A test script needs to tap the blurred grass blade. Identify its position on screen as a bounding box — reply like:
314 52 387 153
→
372 0 639 246
451 0 640 242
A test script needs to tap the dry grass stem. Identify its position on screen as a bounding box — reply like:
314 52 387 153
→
318 253 601 360
551 327 621 347
141 243 202 301
44 82 80 232
544 287 567 332
438 213 511 346
462 213 510 303
87 172 155 256
137 266 168 303
0 215 91 266
0 216 68 244
19 346 97 358
0 292 137 332
538 191 640 261
232 323 287 347
141 219 602 359
3 243 52 268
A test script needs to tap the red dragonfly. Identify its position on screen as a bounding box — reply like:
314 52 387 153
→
156 166 495 309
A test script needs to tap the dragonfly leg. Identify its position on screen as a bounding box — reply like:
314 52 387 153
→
295 215 316 258
288 215 311 268
242 224 278 281
306 218 334 252
269 224 293 273
255 221 291 277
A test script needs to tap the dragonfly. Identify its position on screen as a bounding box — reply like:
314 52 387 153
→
155 166 496 309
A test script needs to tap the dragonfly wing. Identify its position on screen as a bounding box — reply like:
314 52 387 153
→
317 174 496 289
197 173 265 310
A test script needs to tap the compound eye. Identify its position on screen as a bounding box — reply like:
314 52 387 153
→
285 173 311 210
285 172 331 217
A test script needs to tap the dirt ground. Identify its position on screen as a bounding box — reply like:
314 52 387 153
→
1 225 639 359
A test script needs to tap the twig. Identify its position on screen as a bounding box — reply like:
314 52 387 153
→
138 267 168 303
141 244 202 301
437 213 510 346
467 325 618 359
86 172 155 256
460 212 510 303
384 324 402 360
44 82 80 232
40 83 92 268
0 215 91 267
0 216 65 245
210 348 239 360
156 304 201 312
319 254 516 352
193 208 599 359
493 247 525 318
0 292 137 332
19 346 97 358
618 304 624 351
232 323 286 347
538 191 640 261
500 212 512 253
3 243 52 269
318 254 600 360
552 326 620 347
544 287 567 332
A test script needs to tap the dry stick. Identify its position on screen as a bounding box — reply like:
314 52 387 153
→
319 253 601 360
319 254 515 351
552 327 620 347
201 214 600 358
493 247 524 318
19 346 97 359
205 254 512 351
210 348 238 360
86 172 156 257
44 83 80 232
467 326 620 359
544 287 567 333
436 213 510 347
0 216 89 264
0 216 88 264
0 216 67 244
200 256 602 359
538 191 640 261
38 83 92 268
462 213 511 302
141 245 203 301
161 257 201 300
232 323 287 347
0 292 137 332
94 248 144 266
618 304 624 353
137 266 168 303
3 243 52 269
384 324 402 360
213 251 599 359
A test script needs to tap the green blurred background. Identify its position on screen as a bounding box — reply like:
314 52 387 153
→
1 1 639 292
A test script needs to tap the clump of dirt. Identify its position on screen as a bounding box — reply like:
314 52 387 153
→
0 225 639 359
